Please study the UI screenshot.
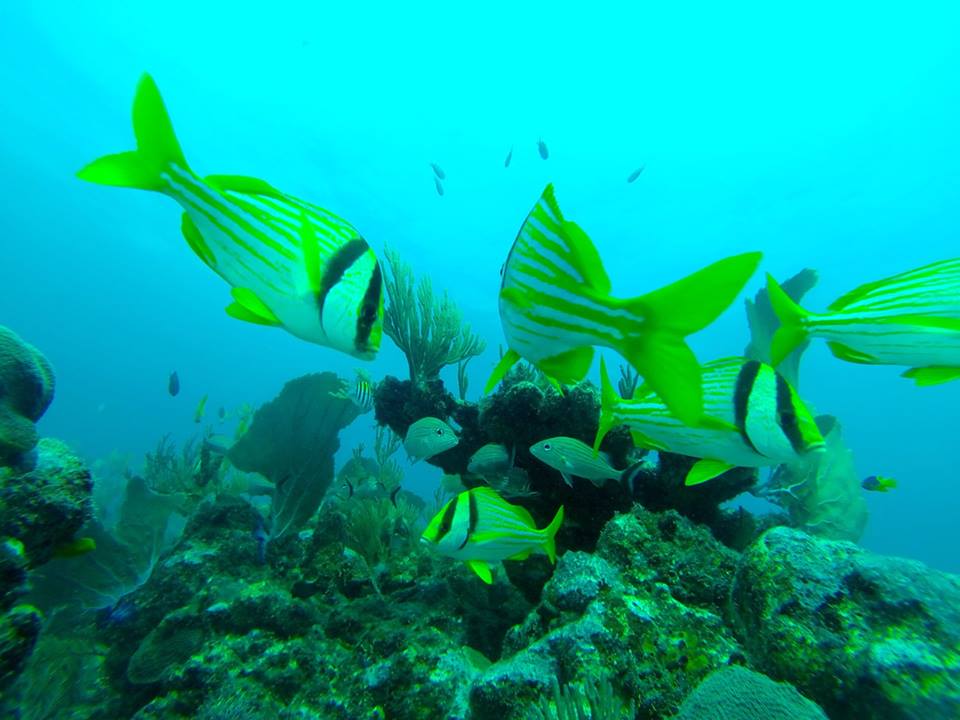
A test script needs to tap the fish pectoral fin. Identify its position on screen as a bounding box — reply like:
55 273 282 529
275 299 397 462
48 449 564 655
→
558 220 612 294
205 174 285 199
696 414 740 433
181 214 217 269
630 430 667 452
507 549 532 561
560 471 574 487
685 458 736 486
466 560 494 584
902 366 960 386
537 347 595 385
827 341 877 365
484 349 522 394
226 287 282 327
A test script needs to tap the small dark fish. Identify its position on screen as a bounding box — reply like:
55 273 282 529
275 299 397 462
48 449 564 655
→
862 475 897 492
626 165 646 183
434 176 445 196
430 162 446 180
344 479 355 499
252 516 269 564
390 486 401 508
218 406 226 420
168 371 180 397
504 147 513 168
537 139 549 160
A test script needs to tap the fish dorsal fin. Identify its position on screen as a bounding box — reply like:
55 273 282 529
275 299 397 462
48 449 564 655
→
205 174 285 199
467 560 494 584
827 341 877 365
559 220 611 294
685 458 736 486
226 287 282 327
180 214 217 269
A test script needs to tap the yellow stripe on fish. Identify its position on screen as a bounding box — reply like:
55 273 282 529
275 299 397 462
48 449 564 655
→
76 73 383 360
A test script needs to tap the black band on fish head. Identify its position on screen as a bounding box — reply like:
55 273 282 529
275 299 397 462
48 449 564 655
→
733 361 762 453
316 238 371 329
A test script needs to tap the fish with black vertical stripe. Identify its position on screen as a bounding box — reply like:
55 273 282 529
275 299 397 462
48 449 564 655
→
420 487 564 584
76 73 384 360
594 356 825 486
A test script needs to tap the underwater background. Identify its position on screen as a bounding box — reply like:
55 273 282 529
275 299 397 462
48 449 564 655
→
2 2 960 719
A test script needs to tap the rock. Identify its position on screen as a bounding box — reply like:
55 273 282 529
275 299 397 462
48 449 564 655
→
0 326 55 469
0 438 94 567
674 665 828 719
731 527 960 719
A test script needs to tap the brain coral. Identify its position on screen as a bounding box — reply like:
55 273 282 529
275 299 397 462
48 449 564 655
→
0 326 55 467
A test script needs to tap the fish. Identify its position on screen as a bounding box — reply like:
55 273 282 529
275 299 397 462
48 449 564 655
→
343 479 355 499
538 139 549 159
77 73 384 360
352 374 375 413
52 536 97 559
430 162 446 180
420 487 564 584
434 176 445 196
218 406 226 420
504 147 513 168
529 437 620 487
168 371 180 397
595 355 825 485
484 184 762 425
467 444 512 475
404 417 459 462
390 486 401 507
767 259 960 386
626 165 646 183
862 475 897 492
194 394 208 424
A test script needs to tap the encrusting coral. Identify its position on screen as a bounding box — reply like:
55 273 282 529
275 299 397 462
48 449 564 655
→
0 326 55 469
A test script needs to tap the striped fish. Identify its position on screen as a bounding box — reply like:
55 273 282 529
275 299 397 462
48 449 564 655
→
595 356 825 485
404 417 458 462
77 74 383 359
420 487 564 584
529 436 620 487
352 371 375 413
485 184 762 425
768 260 960 386
467 443 512 475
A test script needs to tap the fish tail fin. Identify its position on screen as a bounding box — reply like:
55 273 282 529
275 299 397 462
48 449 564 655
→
77 73 189 191
542 506 564 564
767 273 813 366
595 356 620 453
615 252 762 425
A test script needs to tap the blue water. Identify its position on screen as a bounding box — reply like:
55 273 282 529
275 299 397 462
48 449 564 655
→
2 3 958 571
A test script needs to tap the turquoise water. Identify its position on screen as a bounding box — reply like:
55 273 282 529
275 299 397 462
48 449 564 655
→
3 9 960 560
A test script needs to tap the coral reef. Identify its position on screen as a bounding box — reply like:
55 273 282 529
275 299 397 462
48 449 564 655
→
731 527 960 719
0 326 55 469
674 665 827 719
382 246 486 384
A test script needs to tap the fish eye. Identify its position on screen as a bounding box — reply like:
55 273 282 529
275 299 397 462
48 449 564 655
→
435 428 444 436
543 443 551 451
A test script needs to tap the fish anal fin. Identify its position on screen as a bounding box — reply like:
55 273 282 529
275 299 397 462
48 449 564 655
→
467 560 494 584
226 287 281 327
902 366 960 386
205 174 285 199
827 341 877 365
181 214 217 269
537 346 594 385
685 458 736 486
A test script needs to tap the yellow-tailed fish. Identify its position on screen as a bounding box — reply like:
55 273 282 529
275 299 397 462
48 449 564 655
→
52 537 96 559
404 417 458 462
529 437 620 487
194 393 208 424
421 487 563 584
595 356 825 485
485 184 762 425
467 443 512 475
77 74 383 359
767 259 960 386
862 475 897 492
